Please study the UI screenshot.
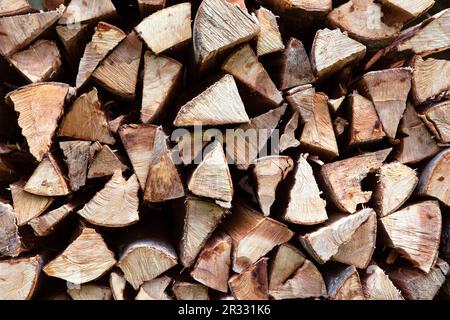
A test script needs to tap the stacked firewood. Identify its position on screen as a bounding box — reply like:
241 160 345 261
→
0 0 449 300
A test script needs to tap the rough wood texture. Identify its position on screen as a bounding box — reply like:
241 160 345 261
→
58 0 116 25
0 0 34 17
172 282 209 300
269 244 306 290
67 284 112 300
110 271 126 300
56 24 89 68
361 263 403 300
135 276 172 300
0 202 21 257
420 101 450 143
28 202 76 237
229 258 268 300
325 265 364 300
87 145 126 179
60 141 91 191
378 0 434 24
255 7 284 57
286 85 315 123
278 112 300 152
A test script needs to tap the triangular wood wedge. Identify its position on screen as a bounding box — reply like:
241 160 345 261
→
60 141 91 191
43 227 116 284
379 201 441 273
285 84 315 122
78 171 139 227
255 7 284 57
325 264 364 300
88 145 126 179
173 75 249 127
110 271 126 300
76 22 126 88
58 88 115 144
67 284 112 300
420 101 450 144
24 154 70 196
0 0 34 17
172 282 209 300
58 0 116 25
378 0 434 24
135 3 191 55
0 5 64 57
269 244 306 290
278 112 300 152
92 32 143 98
10 181 53 226
193 0 260 72
359 68 412 139
179 197 228 267
28 202 77 237
191 232 232 293
320 148 392 213
229 258 268 300
0 201 21 257
361 263 403 300
328 96 345 113
373 161 418 217
311 28 366 79
5 82 73 161
56 24 89 67
135 276 172 300
188 141 233 204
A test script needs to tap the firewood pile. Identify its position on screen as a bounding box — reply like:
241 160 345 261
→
0 0 449 300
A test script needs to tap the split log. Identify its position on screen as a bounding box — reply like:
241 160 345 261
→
348 91 385 147
252 156 294 216
223 202 293 273
137 0 166 17
417 148 450 206
222 44 283 109
58 88 116 145
320 148 391 213
110 271 127 300
395 103 440 164
141 53 182 124
0 5 64 57
269 243 306 290
9 40 62 83
77 171 139 227
43 226 116 284
56 24 89 69
0 201 21 257
87 145 126 179
5 82 73 161
92 32 143 98
76 22 126 89
411 56 450 105
373 161 418 217
278 112 300 152
67 284 112 300
285 85 315 123
325 264 364 300
0 0 34 17
28 202 77 237
172 282 209 300
193 0 260 72
191 232 232 293
108 115 128 134
0 255 42 300
135 276 172 300
179 197 228 267
359 68 412 139
24 153 70 197
58 0 116 25
311 28 366 80
10 181 53 226
379 201 441 273
229 258 268 300
60 140 91 191
255 7 284 57
419 101 450 144
173 74 249 127
361 263 403 300
378 0 434 24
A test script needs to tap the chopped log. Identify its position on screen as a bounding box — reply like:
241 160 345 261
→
420 101 450 144
58 88 116 145
137 0 166 17
359 68 411 139
5 82 73 161
299 208 373 264
56 24 89 69
0 0 34 17
135 276 172 300
269 243 305 290
188 141 233 205
108 115 127 134
417 148 450 206
173 74 250 127
325 264 364 300
395 103 440 164
10 181 53 226
24 153 70 197
278 112 300 152
311 28 366 80
67 284 112 300
78 171 139 227
388 258 449 300
361 263 403 300
28 202 77 237
92 32 143 98
328 96 345 113
411 56 450 105
327 0 401 48
378 0 434 24
141 53 182 123
282 155 327 225
223 202 293 273
252 155 294 216
320 148 392 213
379 201 441 273
60 141 91 191
59 0 116 25
9 40 62 83
285 85 315 123
190 232 232 293
255 7 284 57
348 91 385 147
172 282 209 300
193 0 260 72
373 161 418 217
0 255 42 300
229 258 268 300
0 5 64 57
76 22 126 89
135 3 191 55
87 145 126 179
0 201 21 257
180 197 228 267
43 226 116 284
222 44 283 108
110 271 127 300
333 117 349 138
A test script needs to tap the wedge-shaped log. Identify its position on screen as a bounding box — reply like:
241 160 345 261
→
135 276 172 300
420 101 450 143
255 7 284 57
361 263 404 300
325 264 364 300
229 258 268 300
67 284 112 300
28 202 77 237
60 141 91 191
0 202 21 257
0 0 34 17
58 0 116 25
172 282 209 300
88 145 126 179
